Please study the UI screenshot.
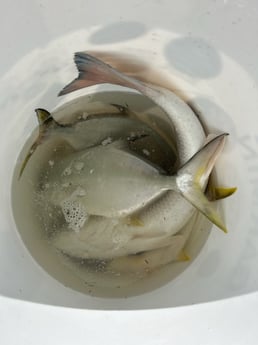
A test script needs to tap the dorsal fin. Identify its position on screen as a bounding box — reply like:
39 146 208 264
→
35 108 52 125
19 109 57 179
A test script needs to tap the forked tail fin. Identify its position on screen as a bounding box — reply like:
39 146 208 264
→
58 52 145 96
176 133 230 232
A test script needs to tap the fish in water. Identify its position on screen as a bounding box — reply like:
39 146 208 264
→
19 108 175 178
45 132 228 231
58 52 236 232
51 184 236 260
52 205 195 260
58 52 206 163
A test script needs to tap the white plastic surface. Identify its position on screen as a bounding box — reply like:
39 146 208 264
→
1 293 258 345
1 0 258 343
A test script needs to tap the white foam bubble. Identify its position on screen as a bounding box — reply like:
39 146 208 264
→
61 189 88 232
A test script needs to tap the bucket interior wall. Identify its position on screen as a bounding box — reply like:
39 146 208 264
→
0 0 257 310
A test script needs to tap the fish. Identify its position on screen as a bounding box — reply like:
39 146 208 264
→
52 205 198 260
45 132 228 231
57 52 235 234
108 232 191 274
52 218 186 260
59 53 206 163
19 108 175 178
16 54 237 271
52 191 230 261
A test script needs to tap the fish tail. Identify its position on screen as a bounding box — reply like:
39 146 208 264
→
176 133 230 232
58 52 145 96
19 109 55 179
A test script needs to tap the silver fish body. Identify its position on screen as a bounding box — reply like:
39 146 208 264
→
49 53 232 263
57 54 209 234
20 109 176 177
45 133 227 237
44 140 176 218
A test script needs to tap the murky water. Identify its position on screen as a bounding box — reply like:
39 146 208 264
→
12 90 212 297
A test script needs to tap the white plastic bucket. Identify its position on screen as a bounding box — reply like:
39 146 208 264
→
0 0 257 314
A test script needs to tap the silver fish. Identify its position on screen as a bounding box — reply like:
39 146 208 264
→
54 227 186 266
58 53 231 232
52 207 196 260
59 53 206 163
52 185 235 261
19 108 175 177
45 133 228 231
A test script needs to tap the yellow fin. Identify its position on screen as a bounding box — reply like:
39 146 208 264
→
213 187 237 200
19 109 55 179
126 217 144 227
177 250 191 262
